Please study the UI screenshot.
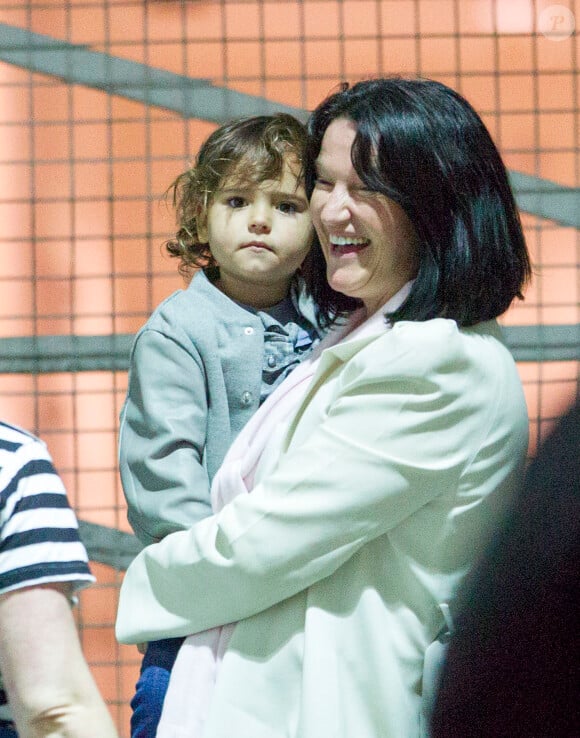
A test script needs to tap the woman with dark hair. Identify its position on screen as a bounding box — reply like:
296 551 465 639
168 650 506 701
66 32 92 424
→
303 77 529 327
116 78 531 738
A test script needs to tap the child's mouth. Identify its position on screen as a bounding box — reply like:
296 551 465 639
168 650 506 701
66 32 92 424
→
242 242 273 252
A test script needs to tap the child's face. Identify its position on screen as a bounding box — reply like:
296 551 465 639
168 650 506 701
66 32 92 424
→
198 155 313 308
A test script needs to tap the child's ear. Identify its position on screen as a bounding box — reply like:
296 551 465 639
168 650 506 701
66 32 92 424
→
197 210 208 243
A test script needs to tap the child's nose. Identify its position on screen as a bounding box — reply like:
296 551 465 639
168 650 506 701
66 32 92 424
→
248 203 272 234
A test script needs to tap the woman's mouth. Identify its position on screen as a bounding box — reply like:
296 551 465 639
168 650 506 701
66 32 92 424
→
329 236 369 255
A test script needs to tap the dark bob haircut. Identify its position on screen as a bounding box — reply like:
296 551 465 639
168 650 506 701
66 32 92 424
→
303 77 531 327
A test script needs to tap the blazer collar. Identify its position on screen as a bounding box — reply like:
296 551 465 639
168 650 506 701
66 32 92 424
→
320 281 414 366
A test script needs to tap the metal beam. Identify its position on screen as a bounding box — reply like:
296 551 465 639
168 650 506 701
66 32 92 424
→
0 334 134 374
0 23 307 123
501 324 580 362
0 24 579 224
509 171 580 229
78 520 142 571
0 325 578 375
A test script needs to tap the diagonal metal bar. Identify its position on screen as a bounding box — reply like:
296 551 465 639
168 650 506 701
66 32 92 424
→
0 23 578 224
78 520 143 571
0 23 307 123
508 171 580 229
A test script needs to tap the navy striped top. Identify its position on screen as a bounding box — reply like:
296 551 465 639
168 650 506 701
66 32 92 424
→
0 421 93 595
0 421 94 717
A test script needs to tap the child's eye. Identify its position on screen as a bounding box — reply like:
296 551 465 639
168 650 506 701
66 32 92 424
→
278 201 299 215
226 196 246 208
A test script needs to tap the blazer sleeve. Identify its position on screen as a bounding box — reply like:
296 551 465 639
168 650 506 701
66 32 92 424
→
116 321 517 642
119 328 213 545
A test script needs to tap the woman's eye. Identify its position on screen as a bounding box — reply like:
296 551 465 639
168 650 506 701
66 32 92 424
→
278 202 298 215
313 177 333 191
226 196 246 208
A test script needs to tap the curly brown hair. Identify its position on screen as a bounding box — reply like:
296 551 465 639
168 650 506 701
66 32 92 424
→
165 113 309 278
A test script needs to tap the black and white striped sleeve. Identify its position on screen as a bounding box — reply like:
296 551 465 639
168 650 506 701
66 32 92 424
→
0 422 94 596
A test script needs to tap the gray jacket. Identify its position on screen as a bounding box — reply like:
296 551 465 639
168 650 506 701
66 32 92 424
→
119 270 321 545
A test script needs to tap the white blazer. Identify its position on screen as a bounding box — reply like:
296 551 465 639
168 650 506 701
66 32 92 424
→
117 315 529 738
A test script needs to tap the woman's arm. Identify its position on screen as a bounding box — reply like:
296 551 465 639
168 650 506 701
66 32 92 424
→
117 321 527 643
0 583 118 738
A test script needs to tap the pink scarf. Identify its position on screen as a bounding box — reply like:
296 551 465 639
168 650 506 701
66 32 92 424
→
155 314 361 737
156 285 410 737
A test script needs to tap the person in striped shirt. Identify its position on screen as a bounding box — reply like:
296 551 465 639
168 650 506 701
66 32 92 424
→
0 420 118 738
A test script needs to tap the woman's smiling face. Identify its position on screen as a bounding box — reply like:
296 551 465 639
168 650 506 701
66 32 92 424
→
310 117 419 315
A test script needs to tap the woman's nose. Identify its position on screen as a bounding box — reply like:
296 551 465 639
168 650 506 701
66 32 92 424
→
248 202 272 234
320 186 350 225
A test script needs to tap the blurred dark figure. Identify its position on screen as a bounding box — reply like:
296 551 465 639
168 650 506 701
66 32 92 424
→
431 399 579 737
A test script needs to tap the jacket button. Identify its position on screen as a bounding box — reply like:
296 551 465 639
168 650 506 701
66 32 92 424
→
240 391 253 406
267 355 276 368
244 326 254 335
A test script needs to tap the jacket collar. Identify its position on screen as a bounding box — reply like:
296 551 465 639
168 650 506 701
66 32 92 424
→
320 281 414 365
